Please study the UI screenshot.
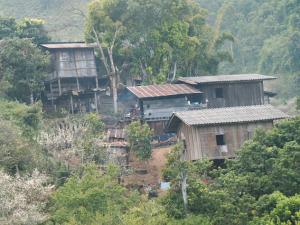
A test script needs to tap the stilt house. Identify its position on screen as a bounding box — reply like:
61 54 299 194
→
167 105 288 161
41 42 104 113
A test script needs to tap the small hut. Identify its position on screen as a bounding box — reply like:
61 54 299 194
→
167 105 288 161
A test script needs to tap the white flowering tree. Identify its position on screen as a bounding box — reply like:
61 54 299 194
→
0 170 52 225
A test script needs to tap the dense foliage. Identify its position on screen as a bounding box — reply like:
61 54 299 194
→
0 38 50 103
197 0 300 99
85 0 233 85
0 17 49 44
127 121 153 161
0 17 50 103
48 164 139 225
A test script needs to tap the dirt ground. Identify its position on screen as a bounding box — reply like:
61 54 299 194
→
123 146 172 190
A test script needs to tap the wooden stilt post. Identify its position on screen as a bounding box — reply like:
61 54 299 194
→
76 77 80 92
95 77 99 89
58 78 62 96
70 95 74 114
94 92 98 113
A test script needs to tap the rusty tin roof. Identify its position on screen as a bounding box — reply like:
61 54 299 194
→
168 105 289 131
127 84 202 99
177 74 276 85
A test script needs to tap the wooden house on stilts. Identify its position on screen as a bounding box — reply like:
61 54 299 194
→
41 42 104 113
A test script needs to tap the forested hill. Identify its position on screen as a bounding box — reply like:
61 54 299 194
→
198 0 300 99
0 0 89 41
0 0 299 99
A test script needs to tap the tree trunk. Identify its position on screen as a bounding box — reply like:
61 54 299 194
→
108 48 118 114
181 170 188 213
172 61 177 81
140 62 148 80
110 74 118 114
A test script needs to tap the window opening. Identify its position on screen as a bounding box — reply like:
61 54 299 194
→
215 88 224 98
216 134 226 145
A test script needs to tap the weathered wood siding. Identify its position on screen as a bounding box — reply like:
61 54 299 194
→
178 121 273 161
48 48 97 80
142 97 191 120
198 81 264 108
147 121 168 136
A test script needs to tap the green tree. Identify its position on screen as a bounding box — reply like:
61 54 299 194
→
0 38 50 103
49 164 138 225
16 18 50 44
251 192 300 225
0 17 17 39
125 0 233 83
122 200 172 225
0 119 41 175
127 121 152 161
0 17 50 44
85 0 128 113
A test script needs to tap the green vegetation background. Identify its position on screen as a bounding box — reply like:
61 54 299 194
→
1 0 298 100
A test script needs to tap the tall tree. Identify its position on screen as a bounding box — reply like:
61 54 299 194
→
85 0 128 113
0 38 50 103
125 0 233 83
127 121 152 161
85 0 233 112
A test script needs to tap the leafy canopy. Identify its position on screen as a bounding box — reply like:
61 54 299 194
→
127 121 153 161
0 38 50 103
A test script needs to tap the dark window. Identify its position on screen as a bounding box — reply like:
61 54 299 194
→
147 104 150 109
215 88 224 98
216 134 226 145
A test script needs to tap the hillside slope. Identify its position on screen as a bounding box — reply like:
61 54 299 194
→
0 0 90 41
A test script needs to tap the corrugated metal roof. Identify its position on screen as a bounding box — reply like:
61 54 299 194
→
168 105 289 129
41 43 96 49
127 84 202 99
178 74 276 85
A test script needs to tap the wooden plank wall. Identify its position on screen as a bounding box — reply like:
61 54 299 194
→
199 81 264 108
178 121 273 161
49 49 97 79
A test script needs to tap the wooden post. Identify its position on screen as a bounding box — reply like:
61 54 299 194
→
50 82 54 106
58 78 62 96
70 95 74 114
73 49 80 92
76 77 80 92
261 81 265 105
94 92 98 113
95 77 99 89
